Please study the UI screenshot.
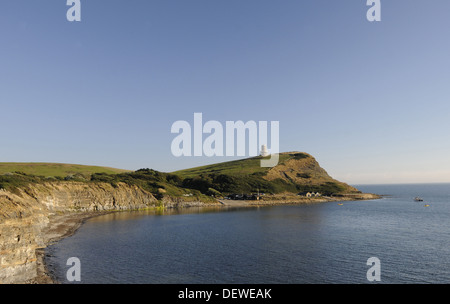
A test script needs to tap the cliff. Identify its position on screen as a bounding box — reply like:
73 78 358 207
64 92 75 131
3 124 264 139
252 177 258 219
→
0 181 212 284
263 152 359 193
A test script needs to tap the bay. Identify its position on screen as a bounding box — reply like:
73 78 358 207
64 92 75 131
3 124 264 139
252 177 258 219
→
46 183 450 284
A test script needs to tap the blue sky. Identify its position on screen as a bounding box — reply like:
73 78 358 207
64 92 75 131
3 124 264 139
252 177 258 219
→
1 0 450 184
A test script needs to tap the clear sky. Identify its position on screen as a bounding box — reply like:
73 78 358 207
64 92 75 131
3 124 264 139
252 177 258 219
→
1 0 450 184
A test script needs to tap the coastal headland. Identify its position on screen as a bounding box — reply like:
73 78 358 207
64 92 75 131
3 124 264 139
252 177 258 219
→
0 152 380 284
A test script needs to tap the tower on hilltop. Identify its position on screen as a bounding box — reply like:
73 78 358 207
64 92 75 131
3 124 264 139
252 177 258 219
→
260 145 269 157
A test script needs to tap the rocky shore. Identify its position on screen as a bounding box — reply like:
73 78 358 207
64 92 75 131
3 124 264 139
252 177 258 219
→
33 211 111 284
0 181 220 284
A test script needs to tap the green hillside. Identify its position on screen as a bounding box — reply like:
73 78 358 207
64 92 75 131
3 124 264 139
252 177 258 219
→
0 163 129 178
173 154 294 178
174 152 358 195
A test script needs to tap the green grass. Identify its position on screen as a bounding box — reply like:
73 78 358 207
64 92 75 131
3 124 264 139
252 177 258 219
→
0 163 130 178
173 153 297 178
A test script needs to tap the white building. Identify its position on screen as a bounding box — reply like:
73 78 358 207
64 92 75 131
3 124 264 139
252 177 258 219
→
260 144 269 156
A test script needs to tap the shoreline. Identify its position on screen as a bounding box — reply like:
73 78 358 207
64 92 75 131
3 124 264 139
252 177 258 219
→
32 194 381 284
219 193 381 207
32 211 114 284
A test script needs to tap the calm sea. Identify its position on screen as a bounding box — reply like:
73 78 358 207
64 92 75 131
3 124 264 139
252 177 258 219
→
45 184 450 284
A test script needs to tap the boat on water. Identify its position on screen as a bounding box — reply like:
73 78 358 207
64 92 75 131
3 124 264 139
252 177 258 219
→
414 197 424 202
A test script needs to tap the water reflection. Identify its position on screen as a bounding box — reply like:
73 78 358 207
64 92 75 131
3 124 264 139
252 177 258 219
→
88 205 263 223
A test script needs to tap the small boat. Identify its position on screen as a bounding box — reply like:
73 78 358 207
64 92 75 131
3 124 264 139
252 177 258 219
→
414 197 424 202
424 204 430 207
338 203 344 206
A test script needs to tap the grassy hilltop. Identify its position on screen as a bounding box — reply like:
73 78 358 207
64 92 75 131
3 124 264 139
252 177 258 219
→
173 153 293 178
0 163 129 178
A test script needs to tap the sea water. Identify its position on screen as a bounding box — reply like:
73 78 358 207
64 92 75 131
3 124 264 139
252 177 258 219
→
45 184 450 284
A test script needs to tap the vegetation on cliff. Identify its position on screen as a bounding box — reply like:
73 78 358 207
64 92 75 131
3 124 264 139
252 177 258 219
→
174 152 359 196
0 152 360 200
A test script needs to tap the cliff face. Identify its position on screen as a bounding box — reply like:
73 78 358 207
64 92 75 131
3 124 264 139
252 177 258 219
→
264 152 359 193
0 181 160 284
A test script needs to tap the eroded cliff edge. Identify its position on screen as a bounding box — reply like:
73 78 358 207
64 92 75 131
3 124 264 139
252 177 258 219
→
0 181 214 284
